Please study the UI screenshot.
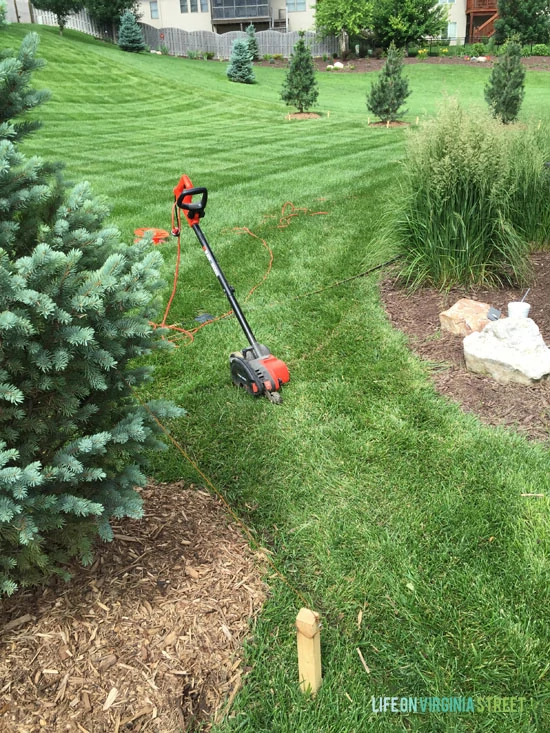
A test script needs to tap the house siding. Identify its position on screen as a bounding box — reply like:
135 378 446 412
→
137 0 316 32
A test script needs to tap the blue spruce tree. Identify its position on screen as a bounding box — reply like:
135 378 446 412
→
118 9 145 53
227 39 255 84
0 34 183 595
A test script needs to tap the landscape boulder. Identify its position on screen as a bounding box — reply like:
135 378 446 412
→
463 317 550 385
440 298 491 337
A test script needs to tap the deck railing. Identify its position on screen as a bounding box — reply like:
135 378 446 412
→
466 0 498 12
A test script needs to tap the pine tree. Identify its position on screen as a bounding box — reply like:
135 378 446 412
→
246 23 259 61
0 34 183 596
0 1 8 28
280 31 318 114
484 40 526 124
366 43 410 123
117 9 145 53
226 39 255 84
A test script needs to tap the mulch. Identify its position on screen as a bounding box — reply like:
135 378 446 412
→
256 55 550 73
0 482 266 732
380 251 550 442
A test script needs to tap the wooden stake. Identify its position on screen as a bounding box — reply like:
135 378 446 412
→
296 608 322 696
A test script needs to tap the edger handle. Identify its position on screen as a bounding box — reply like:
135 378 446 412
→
174 175 208 226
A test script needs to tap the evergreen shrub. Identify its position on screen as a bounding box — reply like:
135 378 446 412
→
0 1 8 28
280 31 318 113
246 23 259 61
226 39 255 83
118 10 145 53
0 34 183 595
484 39 525 124
366 43 410 122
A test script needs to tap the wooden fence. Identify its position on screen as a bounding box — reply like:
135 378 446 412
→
140 24 338 59
33 8 103 37
31 7 338 59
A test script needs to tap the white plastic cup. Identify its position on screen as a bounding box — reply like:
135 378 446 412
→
507 301 531 318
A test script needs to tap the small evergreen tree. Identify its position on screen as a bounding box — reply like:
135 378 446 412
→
280 31 318 113
117 9 145 53
32 0 84 34
366 43 410 123
0 1 8 28
484 40 526 124
226 39 255 84
246 23 259 61
0 34 182 596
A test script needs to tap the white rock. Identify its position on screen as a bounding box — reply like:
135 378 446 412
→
463 318 550 385
333 61 344 69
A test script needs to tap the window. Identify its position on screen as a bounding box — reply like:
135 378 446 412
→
200 0 208 11
190 0 198 10
447 22 457 39
150 1 159 18
287 0 306 10
180 0 188 12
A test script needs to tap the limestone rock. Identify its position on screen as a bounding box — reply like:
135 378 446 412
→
440 298 491 337
333 61 344 69
463 318 550 385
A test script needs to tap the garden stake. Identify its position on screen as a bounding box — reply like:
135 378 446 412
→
173 175 290 403
296 608 322 696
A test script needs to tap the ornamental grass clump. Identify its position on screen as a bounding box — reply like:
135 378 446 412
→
394 101 532 289
507 122 550 247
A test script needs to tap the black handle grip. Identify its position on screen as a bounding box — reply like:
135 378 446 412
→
176 186 208 217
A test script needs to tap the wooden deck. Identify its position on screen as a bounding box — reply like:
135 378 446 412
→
466 0 499 42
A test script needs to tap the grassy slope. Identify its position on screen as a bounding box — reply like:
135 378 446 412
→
3 26 550 732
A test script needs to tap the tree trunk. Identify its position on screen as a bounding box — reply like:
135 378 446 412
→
339 29 349 58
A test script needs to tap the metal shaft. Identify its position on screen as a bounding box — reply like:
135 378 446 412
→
192 223 261 356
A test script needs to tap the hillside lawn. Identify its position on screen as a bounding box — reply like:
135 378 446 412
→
1 24 550 732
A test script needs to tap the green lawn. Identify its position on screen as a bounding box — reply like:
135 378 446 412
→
3 25 550 732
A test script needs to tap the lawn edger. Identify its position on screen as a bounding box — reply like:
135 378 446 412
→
173 175 290 404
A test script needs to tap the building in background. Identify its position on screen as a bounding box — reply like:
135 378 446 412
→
138 1 497 43
139 0 314 34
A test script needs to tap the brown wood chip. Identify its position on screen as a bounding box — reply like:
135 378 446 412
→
0 481 266 732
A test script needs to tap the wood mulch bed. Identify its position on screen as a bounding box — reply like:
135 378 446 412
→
380 251 550 442
0 482 266 733
255 55 550 73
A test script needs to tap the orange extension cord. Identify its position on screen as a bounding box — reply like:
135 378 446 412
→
149 200 328 346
